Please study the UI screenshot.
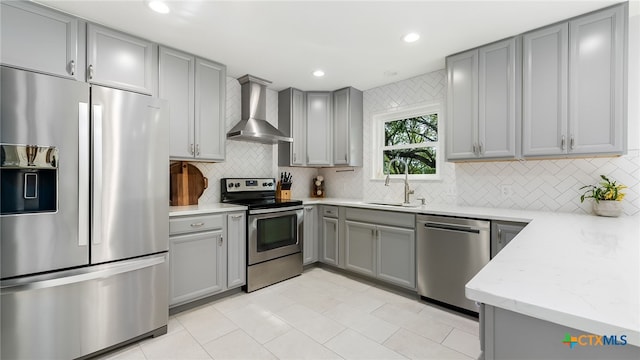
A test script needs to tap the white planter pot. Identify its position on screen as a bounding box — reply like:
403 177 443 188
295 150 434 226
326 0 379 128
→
592 200 623 217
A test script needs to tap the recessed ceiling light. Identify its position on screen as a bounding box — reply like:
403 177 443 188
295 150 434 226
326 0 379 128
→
403 33 420 43
313 70 325 77
148 1 170 14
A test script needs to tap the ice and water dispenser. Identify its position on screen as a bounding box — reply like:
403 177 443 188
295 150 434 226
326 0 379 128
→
1 144 58 215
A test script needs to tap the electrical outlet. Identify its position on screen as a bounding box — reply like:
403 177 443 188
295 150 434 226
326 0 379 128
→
500 185 513 199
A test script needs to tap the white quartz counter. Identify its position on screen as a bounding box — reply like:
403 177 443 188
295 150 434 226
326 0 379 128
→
303 198 640 346
169 203 247 217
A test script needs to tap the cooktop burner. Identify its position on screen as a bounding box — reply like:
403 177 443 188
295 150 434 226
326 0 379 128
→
220 178 302 209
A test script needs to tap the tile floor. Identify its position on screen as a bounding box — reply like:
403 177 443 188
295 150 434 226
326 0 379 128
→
98 268 481 360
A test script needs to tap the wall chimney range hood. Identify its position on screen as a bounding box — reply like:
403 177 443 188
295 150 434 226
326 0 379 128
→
227 75 292 144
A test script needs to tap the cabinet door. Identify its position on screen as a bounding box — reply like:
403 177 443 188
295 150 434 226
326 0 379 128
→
291 89 307 165
344 221 376 277
1 1 79 80
491 222 527 258
522 23 569 156
159 47 195 159
479 38 516 159
306 92 333 166
333 88 350 165
195 58 226 161
569 5 625 155
303 206 318 265
87 24 156 95
321 217 339 266
226 212 246 289
169 230 224 306
377 225 416 289
446 49 478 160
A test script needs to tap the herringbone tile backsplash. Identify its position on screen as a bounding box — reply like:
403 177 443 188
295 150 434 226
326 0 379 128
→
190 73 639 216
321 70 640 216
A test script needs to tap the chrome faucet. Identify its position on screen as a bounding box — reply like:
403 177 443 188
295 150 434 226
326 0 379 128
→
384 158 414 204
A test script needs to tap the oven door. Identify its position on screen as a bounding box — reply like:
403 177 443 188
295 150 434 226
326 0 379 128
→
248 206 303 265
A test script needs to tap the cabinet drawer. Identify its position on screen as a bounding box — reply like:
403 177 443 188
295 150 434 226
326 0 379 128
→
346 208 414 229
322 206 339 218
170 214 224 235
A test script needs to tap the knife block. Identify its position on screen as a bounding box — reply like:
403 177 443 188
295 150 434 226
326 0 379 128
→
276 181 291 200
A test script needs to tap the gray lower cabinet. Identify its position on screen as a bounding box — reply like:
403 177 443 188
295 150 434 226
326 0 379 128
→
87 23 157 95
226 212 246 289
320 206 339 266
481 304 640 359
303 206 318 265
344 208 416 289
169 212 246 307
1 1 82 80
491 221 527 258
159 46 226 161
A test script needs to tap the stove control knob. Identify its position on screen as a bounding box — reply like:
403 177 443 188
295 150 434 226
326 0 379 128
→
268 182 274 187
228 183 234 188
235 182 241 188
262 182 267 187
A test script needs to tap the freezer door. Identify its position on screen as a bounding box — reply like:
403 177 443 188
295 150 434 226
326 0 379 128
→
1 66 90 278
1 253 168 359
90 86 169 263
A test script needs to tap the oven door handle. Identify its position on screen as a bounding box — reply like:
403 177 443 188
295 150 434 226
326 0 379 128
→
249 205 304 215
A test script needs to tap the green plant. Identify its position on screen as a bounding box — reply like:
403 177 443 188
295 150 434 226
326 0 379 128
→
579 175 626 203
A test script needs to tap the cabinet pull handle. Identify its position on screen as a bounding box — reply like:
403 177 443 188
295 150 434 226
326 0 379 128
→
190 144 195 155
190 222 205 227
344 154 348 162
472 143 477 155
478 142 483 155
231 214 243 219
69 60 76 76
293 153 297 162
88 65 94 80
570 136 575 150
305 207 313 212
196 144 200 156
561 135 566 150
497 229 502 244
219 237 224 246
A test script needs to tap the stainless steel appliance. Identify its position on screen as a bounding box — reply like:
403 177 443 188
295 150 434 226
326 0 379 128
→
416 215 490 314
221 178 303 292
1 66 169 359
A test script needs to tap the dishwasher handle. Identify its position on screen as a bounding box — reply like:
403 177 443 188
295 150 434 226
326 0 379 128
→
424 222 482 234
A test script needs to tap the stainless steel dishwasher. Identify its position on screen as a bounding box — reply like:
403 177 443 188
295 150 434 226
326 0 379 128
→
416 215 490 313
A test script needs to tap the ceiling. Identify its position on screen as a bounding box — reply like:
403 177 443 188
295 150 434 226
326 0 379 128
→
38 0 625 91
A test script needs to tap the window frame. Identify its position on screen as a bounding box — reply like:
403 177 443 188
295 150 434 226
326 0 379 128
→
371 101 443 181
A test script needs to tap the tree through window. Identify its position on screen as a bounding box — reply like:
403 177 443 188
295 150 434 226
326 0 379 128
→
383 113 438 175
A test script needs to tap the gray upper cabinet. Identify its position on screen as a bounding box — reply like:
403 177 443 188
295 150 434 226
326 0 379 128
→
195 58 226 161
278 88 306 166
333 87 363 166
568 5 625 155
159 46 226 161
1 1 81 80
446 49 479 160
523 4 625 157
306 92 333 166
478 38 517 159
87 23 157 95
522 23 569 156
447 39 517 161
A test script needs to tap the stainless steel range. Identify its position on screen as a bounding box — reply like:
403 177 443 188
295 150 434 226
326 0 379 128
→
221 178 303 292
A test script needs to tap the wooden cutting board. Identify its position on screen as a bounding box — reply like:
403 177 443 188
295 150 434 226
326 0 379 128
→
170 162 208 206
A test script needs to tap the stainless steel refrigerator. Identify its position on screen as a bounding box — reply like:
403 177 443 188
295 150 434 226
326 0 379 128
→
1 66 169 359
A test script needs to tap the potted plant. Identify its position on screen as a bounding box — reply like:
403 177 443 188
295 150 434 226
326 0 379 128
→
579 175 626 217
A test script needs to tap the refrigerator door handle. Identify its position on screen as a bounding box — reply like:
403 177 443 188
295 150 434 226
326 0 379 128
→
0 254 166 294
79 102 90 247
92 104 103 245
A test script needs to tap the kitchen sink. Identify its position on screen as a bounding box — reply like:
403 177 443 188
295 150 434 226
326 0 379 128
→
366 201 419 208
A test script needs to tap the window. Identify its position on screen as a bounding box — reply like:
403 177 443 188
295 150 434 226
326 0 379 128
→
372 102 442 180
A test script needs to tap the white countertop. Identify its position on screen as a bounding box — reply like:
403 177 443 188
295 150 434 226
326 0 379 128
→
304 198 640 346
169 203 247 217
